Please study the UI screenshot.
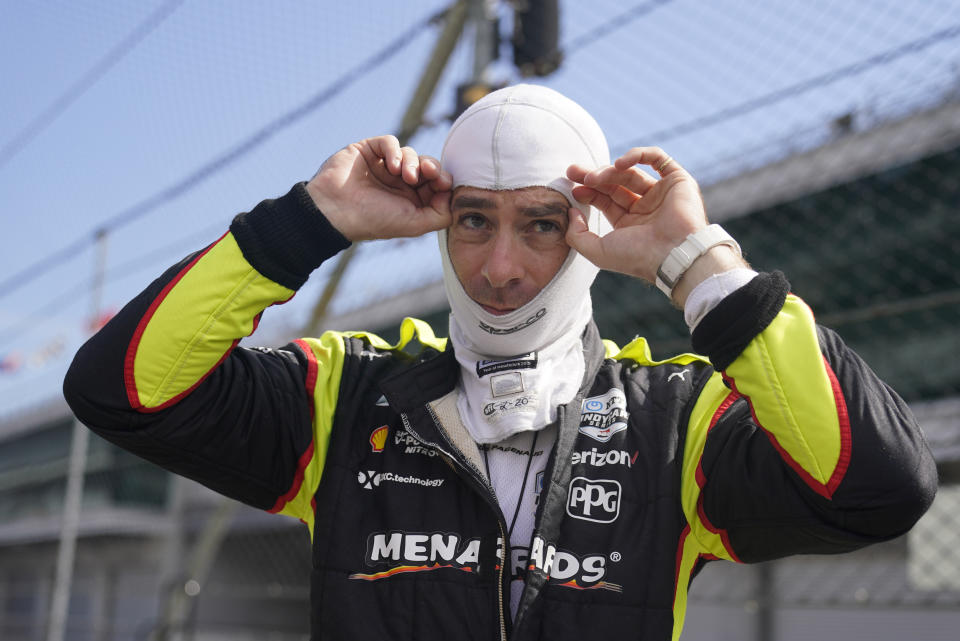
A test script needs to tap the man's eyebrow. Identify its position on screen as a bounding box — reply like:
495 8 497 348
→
452 195 496 210
519 202 568 218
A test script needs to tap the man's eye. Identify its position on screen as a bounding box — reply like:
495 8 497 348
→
532 220 560 233
460 214 486 229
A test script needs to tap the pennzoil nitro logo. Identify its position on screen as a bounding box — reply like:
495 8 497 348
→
349 531 491 580
578 388 629 442
394 429 437 457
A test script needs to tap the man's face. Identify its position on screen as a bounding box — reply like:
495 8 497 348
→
447 186 572 315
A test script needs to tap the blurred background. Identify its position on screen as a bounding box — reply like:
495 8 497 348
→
0 0 958 639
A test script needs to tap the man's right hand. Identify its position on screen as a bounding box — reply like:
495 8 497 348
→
305 135 453 242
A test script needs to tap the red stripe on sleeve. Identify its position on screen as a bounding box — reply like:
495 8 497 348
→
269 441 316 514
268 339 320 514
722 364 850 500
293 339 318 420
694 391 743 563
822 356 852 496
672 524 692 614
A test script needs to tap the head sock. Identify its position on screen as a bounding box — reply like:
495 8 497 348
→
439 84 610 443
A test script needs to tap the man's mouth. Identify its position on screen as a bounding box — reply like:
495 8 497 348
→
480 304 516 316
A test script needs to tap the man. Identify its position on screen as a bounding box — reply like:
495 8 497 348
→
64 84 936 640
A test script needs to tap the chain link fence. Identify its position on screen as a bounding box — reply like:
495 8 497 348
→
0 0 958 639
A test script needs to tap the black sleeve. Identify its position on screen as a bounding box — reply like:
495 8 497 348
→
63 183 350 510
692 274 938 562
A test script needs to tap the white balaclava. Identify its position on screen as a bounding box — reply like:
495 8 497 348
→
438 84 611 443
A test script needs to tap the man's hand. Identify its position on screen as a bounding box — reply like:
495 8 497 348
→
305 135 453 242
565 146 746 305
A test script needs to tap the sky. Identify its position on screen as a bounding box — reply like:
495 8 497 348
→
1 0 959 418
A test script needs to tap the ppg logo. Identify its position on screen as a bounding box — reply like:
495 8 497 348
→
566 477 621 523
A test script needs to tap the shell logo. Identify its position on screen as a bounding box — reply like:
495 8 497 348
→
369 425 389 453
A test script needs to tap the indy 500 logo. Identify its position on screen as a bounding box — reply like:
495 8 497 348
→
578 389 629 442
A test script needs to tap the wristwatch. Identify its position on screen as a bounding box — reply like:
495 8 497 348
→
655 224 742 298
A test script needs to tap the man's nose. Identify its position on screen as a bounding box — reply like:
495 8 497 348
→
481 232 524 288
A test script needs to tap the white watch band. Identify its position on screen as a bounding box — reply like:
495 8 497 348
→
655 224 742 298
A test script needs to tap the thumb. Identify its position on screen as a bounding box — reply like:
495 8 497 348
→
417 192 452 233
565 207 605 268
415 205 453 235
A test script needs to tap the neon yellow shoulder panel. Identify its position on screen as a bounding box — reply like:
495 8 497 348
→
129 233 295 409
723 294 849 497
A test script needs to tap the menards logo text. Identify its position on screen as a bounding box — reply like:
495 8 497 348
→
349 531 622 592
349 531 488 580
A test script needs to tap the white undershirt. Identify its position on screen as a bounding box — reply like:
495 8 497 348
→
481 423 556 619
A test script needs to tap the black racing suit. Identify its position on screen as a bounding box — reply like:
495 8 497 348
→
64 183 937 640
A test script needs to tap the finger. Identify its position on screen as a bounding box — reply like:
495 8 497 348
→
565 207 606 268
399 198 453 237
615 146 684 177
357 138 405 185
415 181 435 207
429 190 452 219
591 183 644 222
366 135 403 173
566 163 593 185
582 164 657 195
399 146 421 184
419 155 453 192
570 185 629 224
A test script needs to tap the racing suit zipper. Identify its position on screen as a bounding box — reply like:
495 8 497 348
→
400 408 510 641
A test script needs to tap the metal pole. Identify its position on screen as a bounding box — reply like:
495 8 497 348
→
47 229 108 641
396 0 470 143
756 561 774 641
151 498 240 641
46 420 90 641
306 0 470 335
469 0 498 82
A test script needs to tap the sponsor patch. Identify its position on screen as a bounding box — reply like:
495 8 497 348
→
578 388 629 442
353 530 623 593
566 477 621 523
476 352 538 378
369 425 388 453
483 442 544 457
349 531 494 580
490 372 524 397
524 535 623 592
571 447 637 468
357 470 444 490
483 393 535 420
393 429 438 457
534 470 545 505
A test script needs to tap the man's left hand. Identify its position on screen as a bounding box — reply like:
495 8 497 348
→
565 146 746 305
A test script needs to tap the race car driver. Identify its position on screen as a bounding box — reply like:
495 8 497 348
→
64 84 937 641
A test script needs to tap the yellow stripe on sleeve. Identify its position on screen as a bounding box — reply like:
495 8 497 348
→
723 294 844 494
132 233 295 409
